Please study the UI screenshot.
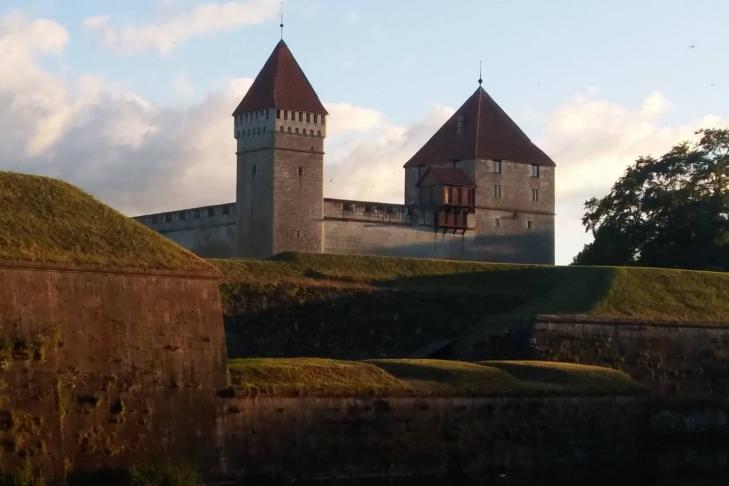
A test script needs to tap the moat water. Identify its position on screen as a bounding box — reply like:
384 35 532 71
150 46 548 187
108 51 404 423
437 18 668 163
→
293 470 729 486
288 450 729 486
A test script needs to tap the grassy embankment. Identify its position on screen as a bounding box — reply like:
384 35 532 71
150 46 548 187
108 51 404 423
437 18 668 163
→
228 358 644 397
215 252 729 326
0 171 211 272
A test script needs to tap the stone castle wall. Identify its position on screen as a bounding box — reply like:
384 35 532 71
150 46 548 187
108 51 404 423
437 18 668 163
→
322 201 553 263
134 203 238 258
0 262 228 479
532 316 729 400
217 395 647 480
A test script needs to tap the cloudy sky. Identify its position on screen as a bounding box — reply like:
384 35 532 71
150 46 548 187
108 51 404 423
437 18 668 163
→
1 0 728 263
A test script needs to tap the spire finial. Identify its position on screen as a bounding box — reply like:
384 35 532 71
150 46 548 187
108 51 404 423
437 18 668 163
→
280 1 284 39
478 61 483 87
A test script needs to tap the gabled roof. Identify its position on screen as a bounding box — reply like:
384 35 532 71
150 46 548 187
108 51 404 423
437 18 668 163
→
233 40 328 116
417 167 474 187
404 87 555 168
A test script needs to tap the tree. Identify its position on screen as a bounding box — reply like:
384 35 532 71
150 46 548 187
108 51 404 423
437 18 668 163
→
573 128 729 271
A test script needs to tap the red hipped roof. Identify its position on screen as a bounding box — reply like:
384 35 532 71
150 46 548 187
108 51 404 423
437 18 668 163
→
404 87 555 168
233 40 328 116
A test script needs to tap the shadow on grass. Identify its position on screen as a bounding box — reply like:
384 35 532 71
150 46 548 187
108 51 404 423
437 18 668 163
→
222 264 617 361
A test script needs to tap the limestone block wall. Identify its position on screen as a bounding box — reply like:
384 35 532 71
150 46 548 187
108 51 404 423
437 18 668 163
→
533 317 729 399
322 218 553 263
135 203 238 258
0 262 229 479
217 395 648 480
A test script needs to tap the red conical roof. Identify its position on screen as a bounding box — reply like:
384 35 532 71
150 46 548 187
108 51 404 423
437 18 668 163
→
404 87 554 168
233 40 328 116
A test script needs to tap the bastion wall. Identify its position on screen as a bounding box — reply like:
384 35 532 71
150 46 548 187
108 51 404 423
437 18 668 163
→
0 261 228 479
217 395 648 480
532 316 729 400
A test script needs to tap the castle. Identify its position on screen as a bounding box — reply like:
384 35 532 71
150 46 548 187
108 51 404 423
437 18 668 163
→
136 40 556 264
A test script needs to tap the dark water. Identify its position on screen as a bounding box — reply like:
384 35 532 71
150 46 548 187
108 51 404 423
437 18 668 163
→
293 469 729 486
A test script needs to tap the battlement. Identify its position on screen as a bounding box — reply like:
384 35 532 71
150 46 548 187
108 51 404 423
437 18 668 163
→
134 202 237 232
323 198 434 227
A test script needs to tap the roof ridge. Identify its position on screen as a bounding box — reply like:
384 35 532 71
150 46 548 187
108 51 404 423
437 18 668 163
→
473 87 483 159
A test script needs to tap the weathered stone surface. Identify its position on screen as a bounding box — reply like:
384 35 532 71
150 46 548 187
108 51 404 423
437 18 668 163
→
533 317 729 400
217 395 648 480
0 262 228 479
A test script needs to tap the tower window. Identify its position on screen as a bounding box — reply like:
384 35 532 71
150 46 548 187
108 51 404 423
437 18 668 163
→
284 111 288 120
527 221 534 230
288 127 292 133
295 128 299 134
493 185 502 199
179 211 186 221
495 218 501 228
298 112 303 122
296 230 301 239
252 165 256 175
298 167 303 176
266 110 270 119
530 164 540 178
313 114 318 124
165 213 172 223
222 206 231 215
492 160 502 174
306 113 311 123
208 207 215 217
532 188 540 202
317 130 322 137
277 110 281 119
280 126 284 133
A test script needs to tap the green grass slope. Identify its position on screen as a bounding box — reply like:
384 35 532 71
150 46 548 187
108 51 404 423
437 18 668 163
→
0 171 212 272
228 358 643 397
214 252 729 325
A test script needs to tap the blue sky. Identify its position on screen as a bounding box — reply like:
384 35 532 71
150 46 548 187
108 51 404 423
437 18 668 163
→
0 0 728 263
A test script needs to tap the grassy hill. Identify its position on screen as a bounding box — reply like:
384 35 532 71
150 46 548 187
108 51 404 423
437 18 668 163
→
0 171 212 272
215 252 729 325
228 358 644 397
215 252 729 359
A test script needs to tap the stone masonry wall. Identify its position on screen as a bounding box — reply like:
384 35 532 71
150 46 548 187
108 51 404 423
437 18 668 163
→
0 262 229 480
135 203 238 258
217 395 648 480
533 317 729 400
322 218 553 263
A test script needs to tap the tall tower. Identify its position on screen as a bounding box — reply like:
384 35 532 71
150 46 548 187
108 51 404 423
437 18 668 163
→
233 40 328 258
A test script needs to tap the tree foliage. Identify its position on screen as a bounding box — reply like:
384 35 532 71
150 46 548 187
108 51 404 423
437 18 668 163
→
574 129 729 271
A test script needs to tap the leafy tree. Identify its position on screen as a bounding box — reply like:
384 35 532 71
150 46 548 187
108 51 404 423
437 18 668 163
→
573 128 729 271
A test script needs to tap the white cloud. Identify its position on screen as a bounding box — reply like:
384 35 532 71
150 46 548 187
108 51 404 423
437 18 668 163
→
541 89 729 263
324 105 453 203
0 13 251 214
84 0 280 54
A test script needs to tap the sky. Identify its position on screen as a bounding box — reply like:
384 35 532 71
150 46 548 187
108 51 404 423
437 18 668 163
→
0 0 728 264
